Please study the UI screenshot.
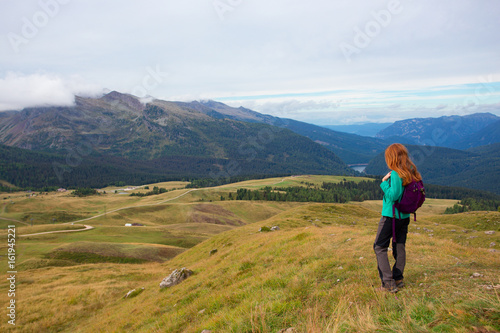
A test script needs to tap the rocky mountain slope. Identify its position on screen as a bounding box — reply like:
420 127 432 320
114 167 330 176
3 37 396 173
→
0 92 355 187
375 113 499 149
451 119 500 149
185 100 388 164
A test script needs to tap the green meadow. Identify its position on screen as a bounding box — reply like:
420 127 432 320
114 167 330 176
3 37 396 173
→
0 176 498 332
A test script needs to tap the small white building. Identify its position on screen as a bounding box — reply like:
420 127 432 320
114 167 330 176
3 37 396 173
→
125 223 132 227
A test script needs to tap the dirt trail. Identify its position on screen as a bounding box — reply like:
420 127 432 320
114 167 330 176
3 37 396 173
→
20 225 94 237
0 216 28 225
64 189 198 225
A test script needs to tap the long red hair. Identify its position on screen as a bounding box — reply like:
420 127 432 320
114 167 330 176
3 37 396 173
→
384 143 422 185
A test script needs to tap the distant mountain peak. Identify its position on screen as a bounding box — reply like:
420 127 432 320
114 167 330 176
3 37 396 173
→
102 90 132 99
74 91 146 114
101 91 143 107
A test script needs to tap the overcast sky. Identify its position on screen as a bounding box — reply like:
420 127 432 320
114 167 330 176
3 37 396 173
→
1 0 499 124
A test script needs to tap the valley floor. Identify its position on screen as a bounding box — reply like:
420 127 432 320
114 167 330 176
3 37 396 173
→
0 176 498 332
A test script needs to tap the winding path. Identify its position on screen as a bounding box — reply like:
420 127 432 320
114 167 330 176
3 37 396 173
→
20 225 94 237
0 216 28 225
63 189 198 225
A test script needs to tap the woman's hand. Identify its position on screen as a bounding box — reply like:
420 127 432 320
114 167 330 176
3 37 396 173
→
382 171 392 182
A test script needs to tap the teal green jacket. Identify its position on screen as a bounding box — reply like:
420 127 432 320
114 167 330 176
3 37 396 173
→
380 171 410 219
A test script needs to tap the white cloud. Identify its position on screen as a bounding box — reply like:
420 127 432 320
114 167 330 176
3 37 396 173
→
0 72 102 111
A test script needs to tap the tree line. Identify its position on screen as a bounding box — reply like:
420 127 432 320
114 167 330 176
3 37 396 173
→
444 198 499 214
234 181 382 204
130 186 168 197
233 180 500 212
72 188 99 197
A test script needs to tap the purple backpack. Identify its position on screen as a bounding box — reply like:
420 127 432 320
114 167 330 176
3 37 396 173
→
392 180 425 242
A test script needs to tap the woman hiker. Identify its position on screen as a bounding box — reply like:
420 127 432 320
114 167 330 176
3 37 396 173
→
374 143 422 293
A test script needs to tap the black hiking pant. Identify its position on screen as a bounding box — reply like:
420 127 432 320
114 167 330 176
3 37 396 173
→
373 216 410 285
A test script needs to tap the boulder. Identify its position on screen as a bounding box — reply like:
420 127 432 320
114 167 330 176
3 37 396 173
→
124 287 144 299
160 268 193 289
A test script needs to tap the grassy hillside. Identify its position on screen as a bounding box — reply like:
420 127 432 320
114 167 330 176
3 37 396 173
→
0 177 308 271
0 176 498 332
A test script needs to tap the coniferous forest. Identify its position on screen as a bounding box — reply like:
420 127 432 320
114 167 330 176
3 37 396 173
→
0 143 350 190
233 180 500 212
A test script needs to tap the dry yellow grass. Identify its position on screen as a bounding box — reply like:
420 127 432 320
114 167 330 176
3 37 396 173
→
354 198 459 217
1 203 498 332
0 177 498 332
218 175 369 191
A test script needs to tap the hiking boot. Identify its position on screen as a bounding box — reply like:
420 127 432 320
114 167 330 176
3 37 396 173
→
395 279 404 288
376 281 398 293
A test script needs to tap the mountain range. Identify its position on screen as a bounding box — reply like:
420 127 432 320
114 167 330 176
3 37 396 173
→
180 100 389 164
0 92 356 188
0 92 381 164
0 91 499 192
375 113 499 149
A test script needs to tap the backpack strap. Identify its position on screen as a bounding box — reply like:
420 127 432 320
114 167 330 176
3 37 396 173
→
392 204 396 244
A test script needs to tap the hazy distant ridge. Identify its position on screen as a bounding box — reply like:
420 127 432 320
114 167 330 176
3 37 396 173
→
322 123 392 137
375 113 499 149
